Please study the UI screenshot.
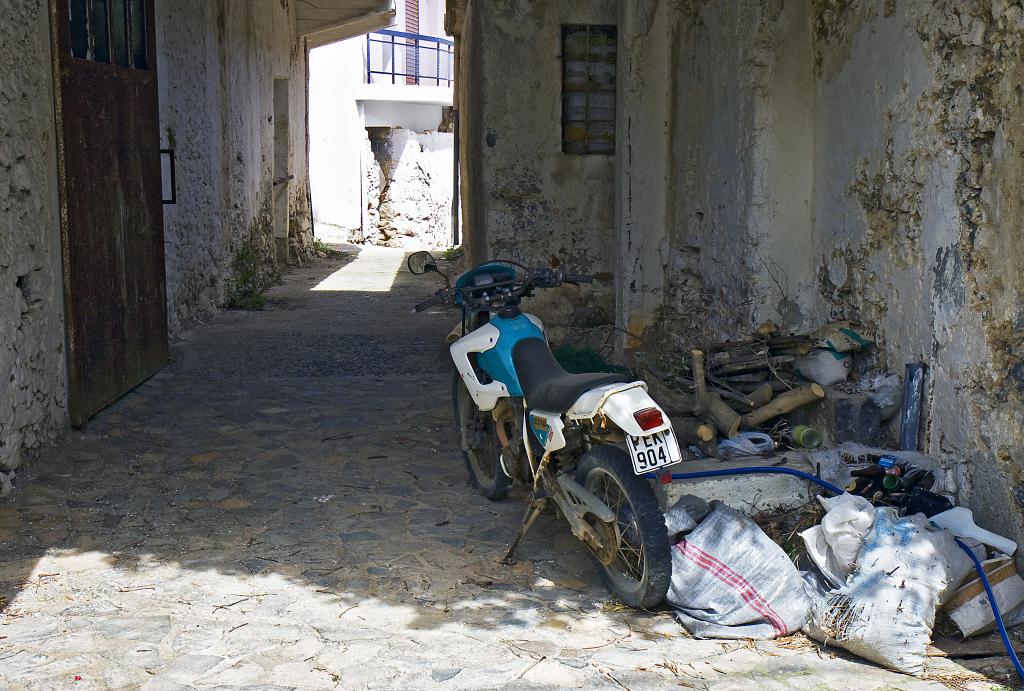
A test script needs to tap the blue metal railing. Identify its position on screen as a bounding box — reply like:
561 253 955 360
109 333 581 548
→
366 29 454 87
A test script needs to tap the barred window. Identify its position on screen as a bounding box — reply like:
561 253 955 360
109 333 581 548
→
69 0 149 69
561 25 616 155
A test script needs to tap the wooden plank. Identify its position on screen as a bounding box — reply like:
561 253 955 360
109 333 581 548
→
927 634 1024 658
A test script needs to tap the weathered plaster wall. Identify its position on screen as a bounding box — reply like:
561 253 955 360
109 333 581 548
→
157 0 314 334
615 0 674 348
470 0 619 327
644 0 817 349
0 0 66 492
630 0 1024 545
451 0 1024 545
809 0 1024 548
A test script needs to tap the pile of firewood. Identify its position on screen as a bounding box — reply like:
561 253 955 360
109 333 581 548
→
640 331 826 452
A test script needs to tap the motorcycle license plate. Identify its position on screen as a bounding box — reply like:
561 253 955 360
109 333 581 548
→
627 429 682 475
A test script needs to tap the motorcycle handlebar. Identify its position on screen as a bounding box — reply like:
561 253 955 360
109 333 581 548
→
563 273 593 284
412 294 441 313
411 268 594 314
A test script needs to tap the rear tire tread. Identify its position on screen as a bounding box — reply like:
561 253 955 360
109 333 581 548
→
576 445 671 609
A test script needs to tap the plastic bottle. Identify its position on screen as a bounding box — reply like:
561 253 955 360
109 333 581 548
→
930 507 1018 556
791 425 821 449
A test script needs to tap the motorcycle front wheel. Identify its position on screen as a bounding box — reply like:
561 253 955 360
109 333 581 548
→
452 371 510 500
576 446 671 608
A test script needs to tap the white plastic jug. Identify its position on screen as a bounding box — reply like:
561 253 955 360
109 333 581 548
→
930 507 1017 556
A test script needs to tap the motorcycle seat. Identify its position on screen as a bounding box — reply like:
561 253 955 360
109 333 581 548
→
512 337 628 413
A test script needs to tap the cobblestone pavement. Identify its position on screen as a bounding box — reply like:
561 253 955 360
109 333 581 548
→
0 247 1003 689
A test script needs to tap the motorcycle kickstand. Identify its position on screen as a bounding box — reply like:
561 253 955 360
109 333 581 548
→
501 493 548 566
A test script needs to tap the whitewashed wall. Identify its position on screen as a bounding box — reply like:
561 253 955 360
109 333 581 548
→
0 0 66 489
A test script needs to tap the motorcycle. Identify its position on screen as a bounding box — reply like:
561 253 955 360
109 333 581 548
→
408 251 683 607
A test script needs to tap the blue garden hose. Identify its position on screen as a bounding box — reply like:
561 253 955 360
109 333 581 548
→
649 465 1024 681
954 537 1024 680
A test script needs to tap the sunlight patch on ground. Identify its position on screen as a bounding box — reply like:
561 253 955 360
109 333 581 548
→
311 246 406 292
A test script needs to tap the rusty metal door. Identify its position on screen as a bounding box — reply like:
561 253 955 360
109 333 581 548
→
50 0 168 425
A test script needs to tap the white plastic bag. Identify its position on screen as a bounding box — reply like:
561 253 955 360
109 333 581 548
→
861 373 901 419
804 509 974 676
800 494 875 587
667 501 810 639
793 348 851 386
716 432 774 459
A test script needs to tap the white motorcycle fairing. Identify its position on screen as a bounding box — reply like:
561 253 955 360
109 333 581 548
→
449 314 544 412
450 323 507 411
450 314 681 473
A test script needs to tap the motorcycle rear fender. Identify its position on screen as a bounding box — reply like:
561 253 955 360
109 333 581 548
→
566 381 672 437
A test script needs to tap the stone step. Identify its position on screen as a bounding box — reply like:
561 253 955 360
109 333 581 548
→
658 453 819 516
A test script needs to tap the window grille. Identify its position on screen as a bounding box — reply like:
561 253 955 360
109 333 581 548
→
562 24 617 155
69 0 148 69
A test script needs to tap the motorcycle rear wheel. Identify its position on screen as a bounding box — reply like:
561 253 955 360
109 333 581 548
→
576 446 671 608
452 371 510 500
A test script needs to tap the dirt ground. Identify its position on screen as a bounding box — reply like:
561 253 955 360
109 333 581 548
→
0 247 1009 689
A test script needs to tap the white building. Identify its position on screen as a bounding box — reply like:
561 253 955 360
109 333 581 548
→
309 0 456 249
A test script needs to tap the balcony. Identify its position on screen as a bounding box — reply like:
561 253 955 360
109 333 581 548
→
366 29 454 87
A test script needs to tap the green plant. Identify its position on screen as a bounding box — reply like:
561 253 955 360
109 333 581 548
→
313 237 333 255
440 246 463 261
552 345 631 375
224 246 274 310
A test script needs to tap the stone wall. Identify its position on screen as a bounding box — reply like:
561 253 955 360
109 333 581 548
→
157 0 315 334
365 127 454 249
0 0 66 493
459 0 620 328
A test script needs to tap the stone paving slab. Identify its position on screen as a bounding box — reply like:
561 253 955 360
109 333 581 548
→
0 248 1009 689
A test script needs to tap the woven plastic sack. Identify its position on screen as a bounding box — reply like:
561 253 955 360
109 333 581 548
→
800 493 875 587
804 508 974 676
666 500 810 639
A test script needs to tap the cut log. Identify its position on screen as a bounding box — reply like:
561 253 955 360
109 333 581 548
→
674 416 716 444
741 384 825 428
709 347 768 367
766 335 815 349
692 350 741 438
770 377 799 392
722 382 774 413
707 378 756 408
721 372 769 385
641 369 695 414
747 382 774 407
714 355 795 376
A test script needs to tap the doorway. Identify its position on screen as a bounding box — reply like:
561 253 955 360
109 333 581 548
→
273 78 291 264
